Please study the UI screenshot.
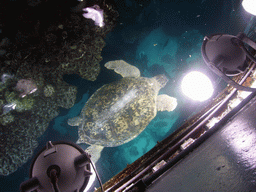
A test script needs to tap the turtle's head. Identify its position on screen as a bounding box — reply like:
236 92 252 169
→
150 74 168 93
154 74 168 88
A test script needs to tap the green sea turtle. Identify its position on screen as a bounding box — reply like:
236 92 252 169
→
68 60 177 162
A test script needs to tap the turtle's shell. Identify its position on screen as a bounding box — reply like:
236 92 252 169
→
78 77 158 147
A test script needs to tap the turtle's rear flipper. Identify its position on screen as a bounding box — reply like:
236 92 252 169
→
85 145 104 163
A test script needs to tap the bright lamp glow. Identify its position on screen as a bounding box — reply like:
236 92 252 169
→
242 0 256 16
181 71 213 101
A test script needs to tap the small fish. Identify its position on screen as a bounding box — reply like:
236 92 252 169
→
1 73 14 84
15 78 37 98
2 103 16 114
82 5 105 27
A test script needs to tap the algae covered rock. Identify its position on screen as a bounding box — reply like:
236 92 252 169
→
0 113 14 125
15 97 35 112
43 84 55 97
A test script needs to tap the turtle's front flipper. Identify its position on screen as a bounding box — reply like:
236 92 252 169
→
85 145 104 164
104 60 140 78
156 94 177 112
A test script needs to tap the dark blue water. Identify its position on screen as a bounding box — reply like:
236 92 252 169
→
0 0 252 191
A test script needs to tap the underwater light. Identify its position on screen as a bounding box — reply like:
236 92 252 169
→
201 33 256 92
181 71 213 102
242 0 256 16
20 141 104 192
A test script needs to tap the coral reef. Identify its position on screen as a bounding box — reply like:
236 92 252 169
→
43 84 55 97
0 74 78 175
0 113 14 126
0 0 118 176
